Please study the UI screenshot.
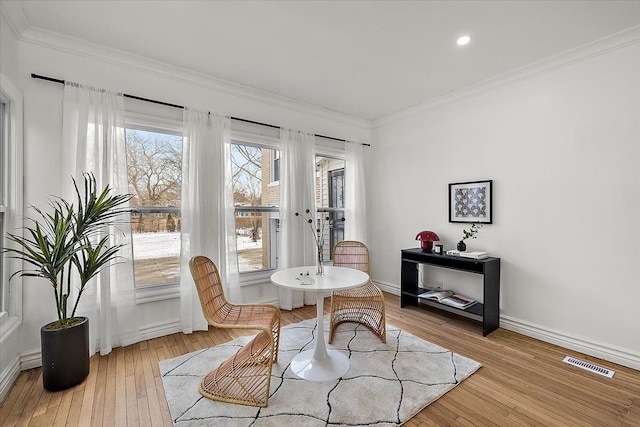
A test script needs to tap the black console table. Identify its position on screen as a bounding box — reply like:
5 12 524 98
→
401 248 501 336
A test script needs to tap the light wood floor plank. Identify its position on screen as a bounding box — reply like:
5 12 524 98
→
15 370 44 427
0 371 31 426
124 374 138 427
91 352 108 425
113 346 127 427
101 351 116 426
1 293 639 426
51 387 73 427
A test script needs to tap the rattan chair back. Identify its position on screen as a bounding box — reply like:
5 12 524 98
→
333 240 370 274
328 241 386 344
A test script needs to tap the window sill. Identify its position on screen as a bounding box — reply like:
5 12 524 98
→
133 269 278 304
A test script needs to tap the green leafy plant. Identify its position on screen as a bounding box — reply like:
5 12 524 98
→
462 222 482 242
3 173 132 328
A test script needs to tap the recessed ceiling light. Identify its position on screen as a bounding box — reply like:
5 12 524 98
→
456 35 471 46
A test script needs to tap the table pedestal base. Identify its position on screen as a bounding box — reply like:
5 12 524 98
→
289 349 350 382
270 267 369 382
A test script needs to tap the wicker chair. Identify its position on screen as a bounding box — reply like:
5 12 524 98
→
189 255 281 407
328 241 386 344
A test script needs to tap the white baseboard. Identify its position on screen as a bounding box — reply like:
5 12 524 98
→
0 355 20 403
373 280 400 296
373 280 639 371
139 320 182 342
500 315 640 371
20 347 41 370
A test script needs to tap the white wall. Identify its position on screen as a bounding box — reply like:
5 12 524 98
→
8 31 370 371
368 40 640 369
0 12 22 403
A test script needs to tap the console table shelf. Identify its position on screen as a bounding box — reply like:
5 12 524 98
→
401 248 501 336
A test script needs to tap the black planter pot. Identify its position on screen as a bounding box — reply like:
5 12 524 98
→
41 316 90 391
457 241 467 252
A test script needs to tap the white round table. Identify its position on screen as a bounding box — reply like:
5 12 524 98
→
270 265 369 382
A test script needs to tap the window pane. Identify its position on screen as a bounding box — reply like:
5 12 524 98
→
0 97 8 310
271 150 280 182
126 127 182 287
235 210 279 272
316 156 345 260
232 143 279 272
0 97 5 202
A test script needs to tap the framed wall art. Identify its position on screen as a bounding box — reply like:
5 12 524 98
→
449 180 493 223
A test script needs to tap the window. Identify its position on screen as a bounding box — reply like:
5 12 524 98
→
0 74 23 327
0 92 8 312
125 124 182 288
232 141 280 273
271 150 280 183
315 155 345 261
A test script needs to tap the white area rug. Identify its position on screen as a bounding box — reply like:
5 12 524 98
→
159 316 481 426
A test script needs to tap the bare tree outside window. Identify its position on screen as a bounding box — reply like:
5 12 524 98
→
231 142 279 272
126 130 181 209
126 127 182 287
232 145 262 242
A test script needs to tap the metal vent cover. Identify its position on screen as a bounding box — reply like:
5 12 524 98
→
563 356 614 378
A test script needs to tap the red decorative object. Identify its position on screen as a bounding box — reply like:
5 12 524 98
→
415 231 440 251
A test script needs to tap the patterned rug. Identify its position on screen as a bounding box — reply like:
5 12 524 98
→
159 316 481 426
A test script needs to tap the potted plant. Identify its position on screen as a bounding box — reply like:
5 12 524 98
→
457 222 482 252
3 173 131 391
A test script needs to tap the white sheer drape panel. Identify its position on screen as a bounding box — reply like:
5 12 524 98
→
180 110 239 334
61 83 140 356
278 129 317 310
344 141 367 243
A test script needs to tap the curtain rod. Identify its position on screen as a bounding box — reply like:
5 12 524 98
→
30 73 370 147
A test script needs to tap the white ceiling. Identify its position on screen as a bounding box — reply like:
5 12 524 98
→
3 1 640 120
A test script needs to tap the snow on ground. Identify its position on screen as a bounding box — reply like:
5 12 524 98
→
132 231 180 259
132 231 261 260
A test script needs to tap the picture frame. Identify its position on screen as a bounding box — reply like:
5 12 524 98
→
434 244 443 254
449 180 493 223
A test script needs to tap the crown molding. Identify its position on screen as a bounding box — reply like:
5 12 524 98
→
15 25 370 132
373 25 640 129
0 1 30 38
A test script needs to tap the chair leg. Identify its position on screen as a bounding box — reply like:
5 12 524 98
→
328 294 386 344
199 331 274 407
272 320 281 363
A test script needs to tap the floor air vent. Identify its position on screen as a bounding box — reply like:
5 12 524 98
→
563 356 614 378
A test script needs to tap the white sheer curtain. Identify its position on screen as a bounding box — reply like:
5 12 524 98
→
180 110 239 333
344 141 367 243
278 129 317 309
61 83 140 356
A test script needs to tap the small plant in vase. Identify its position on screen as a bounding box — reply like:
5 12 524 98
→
457 222 482 252
295 208 345 275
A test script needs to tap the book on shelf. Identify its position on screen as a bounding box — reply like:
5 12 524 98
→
445 250 488 260
439 294 477 309
418 290 477 310
418 289 453 302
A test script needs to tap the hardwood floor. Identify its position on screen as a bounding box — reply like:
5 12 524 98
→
1 293 639 426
